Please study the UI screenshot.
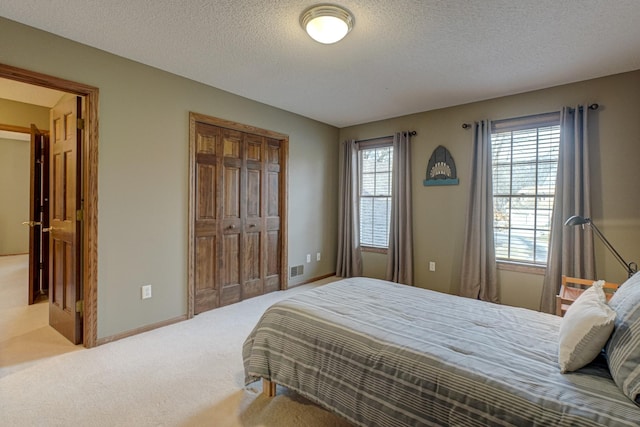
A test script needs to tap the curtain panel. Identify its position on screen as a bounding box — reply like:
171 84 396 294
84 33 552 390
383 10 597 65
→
386 132 413 285
336 139 362 277
460 120 499 302
540 105 595 313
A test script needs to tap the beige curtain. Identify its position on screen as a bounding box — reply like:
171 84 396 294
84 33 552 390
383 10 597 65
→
336 139 362 277
386 132 413 285
460 120 499 302
540 105 595 313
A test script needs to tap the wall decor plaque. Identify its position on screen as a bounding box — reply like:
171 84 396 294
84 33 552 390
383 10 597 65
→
423 145 459 186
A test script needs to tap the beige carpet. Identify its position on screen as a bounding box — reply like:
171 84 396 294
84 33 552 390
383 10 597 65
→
0 254 83 379
0 255 352 426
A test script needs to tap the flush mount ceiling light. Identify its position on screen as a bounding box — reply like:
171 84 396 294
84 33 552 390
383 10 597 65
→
300 4 354 44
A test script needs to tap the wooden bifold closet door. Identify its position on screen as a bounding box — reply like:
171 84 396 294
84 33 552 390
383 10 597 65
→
189 114 288 315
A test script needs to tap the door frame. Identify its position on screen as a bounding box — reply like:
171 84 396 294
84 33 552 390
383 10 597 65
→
0 63 99 348
187 112 289 318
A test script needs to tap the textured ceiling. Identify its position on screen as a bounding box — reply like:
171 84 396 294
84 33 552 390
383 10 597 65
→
1 1 640 127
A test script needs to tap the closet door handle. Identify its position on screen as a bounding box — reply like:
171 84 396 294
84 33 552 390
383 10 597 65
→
228 225 236 230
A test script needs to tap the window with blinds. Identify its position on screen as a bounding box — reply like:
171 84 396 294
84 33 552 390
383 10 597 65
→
359 143 393 249
491 112 560 265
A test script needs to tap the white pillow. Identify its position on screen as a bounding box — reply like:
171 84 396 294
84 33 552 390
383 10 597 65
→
558 280 616 373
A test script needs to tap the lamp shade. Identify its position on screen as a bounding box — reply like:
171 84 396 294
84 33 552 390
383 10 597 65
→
300 4 354 44
564 215 591 226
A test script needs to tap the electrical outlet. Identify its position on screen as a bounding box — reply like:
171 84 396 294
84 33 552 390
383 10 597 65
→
306 254 311 263
141 284 152 299
429 262 436 272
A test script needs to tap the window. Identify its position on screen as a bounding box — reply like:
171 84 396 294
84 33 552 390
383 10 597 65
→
492 113 560 265
359 143 393 249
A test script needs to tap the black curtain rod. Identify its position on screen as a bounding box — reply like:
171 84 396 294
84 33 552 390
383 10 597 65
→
356 130 417 142
461 104 599 129
578 103 599 110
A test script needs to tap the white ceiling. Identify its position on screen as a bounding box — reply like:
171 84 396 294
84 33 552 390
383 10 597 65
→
1 1 640 127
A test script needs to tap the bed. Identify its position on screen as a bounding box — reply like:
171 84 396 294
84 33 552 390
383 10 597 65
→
243 277 640 426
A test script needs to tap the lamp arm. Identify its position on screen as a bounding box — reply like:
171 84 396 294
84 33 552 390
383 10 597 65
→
589 222 636 277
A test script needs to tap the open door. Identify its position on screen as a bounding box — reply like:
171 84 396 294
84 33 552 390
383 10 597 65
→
47 96 82 344
27 124 49 305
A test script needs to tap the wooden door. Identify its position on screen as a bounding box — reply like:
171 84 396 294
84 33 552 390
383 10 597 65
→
27 125 49 304
220 128 243 306
48 96 82 344
193 122 220 314
190 114 287 315
243 133 265 299
264 138 283 293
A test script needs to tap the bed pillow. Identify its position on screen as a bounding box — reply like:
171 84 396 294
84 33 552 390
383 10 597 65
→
606 272 640 404
558 280 616 373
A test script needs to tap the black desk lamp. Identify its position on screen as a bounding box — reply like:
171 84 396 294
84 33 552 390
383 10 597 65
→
565 215 637 278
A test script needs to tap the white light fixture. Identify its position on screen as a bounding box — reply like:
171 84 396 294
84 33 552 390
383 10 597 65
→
300 4 354 44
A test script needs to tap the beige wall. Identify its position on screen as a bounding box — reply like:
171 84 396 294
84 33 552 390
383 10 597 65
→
0 97 51 129
0 137 29 254
0 99 50 255
340 70 640 310
0 18 339 339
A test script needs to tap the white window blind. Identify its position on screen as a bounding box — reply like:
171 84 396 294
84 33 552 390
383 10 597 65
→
492 113 560 265
359 144 393 248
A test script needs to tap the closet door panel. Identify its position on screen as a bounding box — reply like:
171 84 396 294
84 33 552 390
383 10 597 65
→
264 139 282 292
223 166 240 219
220 129 243 306
221 233 241 306
243 134 265 298
190 115 286 316
195 235 216 313
247 169 261 219
265 230 281 293
243 231 262 298
193 123 220 314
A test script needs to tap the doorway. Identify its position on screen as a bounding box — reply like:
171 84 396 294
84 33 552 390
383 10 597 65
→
0 63 99 348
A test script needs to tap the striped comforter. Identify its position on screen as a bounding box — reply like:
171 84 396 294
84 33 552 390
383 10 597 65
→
243 277 640 426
